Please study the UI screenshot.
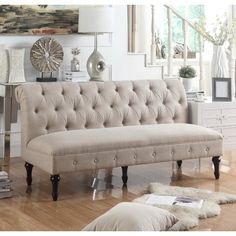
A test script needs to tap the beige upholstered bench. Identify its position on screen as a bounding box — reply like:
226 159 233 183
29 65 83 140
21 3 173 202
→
15 79 223 201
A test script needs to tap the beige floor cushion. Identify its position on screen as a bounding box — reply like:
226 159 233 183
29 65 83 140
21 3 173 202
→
82 202 178 231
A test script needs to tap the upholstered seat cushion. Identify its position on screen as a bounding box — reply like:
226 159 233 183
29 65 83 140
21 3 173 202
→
25 123 223 175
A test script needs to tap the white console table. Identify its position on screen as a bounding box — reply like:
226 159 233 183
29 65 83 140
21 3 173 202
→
188 100 236 150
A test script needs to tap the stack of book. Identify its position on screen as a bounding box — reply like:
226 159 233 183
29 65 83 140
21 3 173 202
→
63 70 89 82
0 171 12 199
186 91 205 101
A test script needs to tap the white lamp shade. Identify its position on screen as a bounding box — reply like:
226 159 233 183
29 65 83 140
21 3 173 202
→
78 6 113 33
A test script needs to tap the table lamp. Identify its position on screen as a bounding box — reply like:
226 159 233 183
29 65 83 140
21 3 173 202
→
78 6 113 81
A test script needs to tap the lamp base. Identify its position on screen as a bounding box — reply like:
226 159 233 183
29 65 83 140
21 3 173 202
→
36 77 57 82
87 49 106 81
89 77 104 82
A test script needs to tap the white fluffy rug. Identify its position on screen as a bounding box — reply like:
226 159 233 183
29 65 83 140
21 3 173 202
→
133 183 236 231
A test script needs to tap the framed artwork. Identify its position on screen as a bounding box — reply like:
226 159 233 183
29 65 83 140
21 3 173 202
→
0 5 79 35
212 77 232 102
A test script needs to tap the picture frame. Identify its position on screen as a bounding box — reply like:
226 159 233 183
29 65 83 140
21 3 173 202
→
212 77 232 101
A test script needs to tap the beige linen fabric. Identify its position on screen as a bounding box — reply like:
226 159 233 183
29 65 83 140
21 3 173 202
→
15 79 188 152
25 123 222 174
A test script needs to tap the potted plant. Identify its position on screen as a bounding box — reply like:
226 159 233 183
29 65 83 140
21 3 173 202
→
178 65 196 91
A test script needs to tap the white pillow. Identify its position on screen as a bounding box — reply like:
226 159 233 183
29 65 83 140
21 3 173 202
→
8 48 25 83
0 45 9 83
82 202 178 231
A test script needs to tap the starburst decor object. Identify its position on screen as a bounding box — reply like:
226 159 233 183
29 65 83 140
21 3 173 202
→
30 37 64 81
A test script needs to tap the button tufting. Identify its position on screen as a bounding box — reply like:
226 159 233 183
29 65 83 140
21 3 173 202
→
94 159 98 163
171 150 174 155
42 91 45 96
188 148 192 153
134 154 137 159
73 160 78 165
35 109 38 113
205 147 209 152
73 107 77 111
114 156 117 161
152 152 156 157
55 107 58 111
61 90 64 95
115 87 118 92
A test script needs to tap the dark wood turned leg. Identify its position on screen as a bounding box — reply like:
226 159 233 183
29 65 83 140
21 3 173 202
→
177 160 182 169
50 175 60 201
25 162 33 186
212 156 221 179
121 166 128 185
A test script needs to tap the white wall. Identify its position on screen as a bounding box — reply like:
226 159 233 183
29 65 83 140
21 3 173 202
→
111 6 163 81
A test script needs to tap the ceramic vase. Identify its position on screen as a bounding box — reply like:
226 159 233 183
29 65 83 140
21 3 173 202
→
71 55 80 72
8 48 25 83
0 45 8 83
211 45 229 78
182 77 194 92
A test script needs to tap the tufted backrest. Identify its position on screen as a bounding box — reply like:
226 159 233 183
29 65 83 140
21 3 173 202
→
15 79 188 151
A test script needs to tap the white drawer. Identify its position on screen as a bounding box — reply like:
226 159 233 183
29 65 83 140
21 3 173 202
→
202 108 236 127
221 108 236 125
202 108 221 127
222 126 236 137
189 101 236 150
221 127 236 149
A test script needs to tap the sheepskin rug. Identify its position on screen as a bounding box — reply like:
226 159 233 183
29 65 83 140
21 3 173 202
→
133 183 236 231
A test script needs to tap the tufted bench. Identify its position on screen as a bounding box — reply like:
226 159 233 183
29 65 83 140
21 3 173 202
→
15 79 223 201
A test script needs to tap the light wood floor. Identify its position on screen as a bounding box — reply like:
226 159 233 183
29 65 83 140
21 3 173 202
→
1 151 236 231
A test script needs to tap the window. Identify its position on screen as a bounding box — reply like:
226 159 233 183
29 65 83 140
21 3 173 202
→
154 5 204 53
